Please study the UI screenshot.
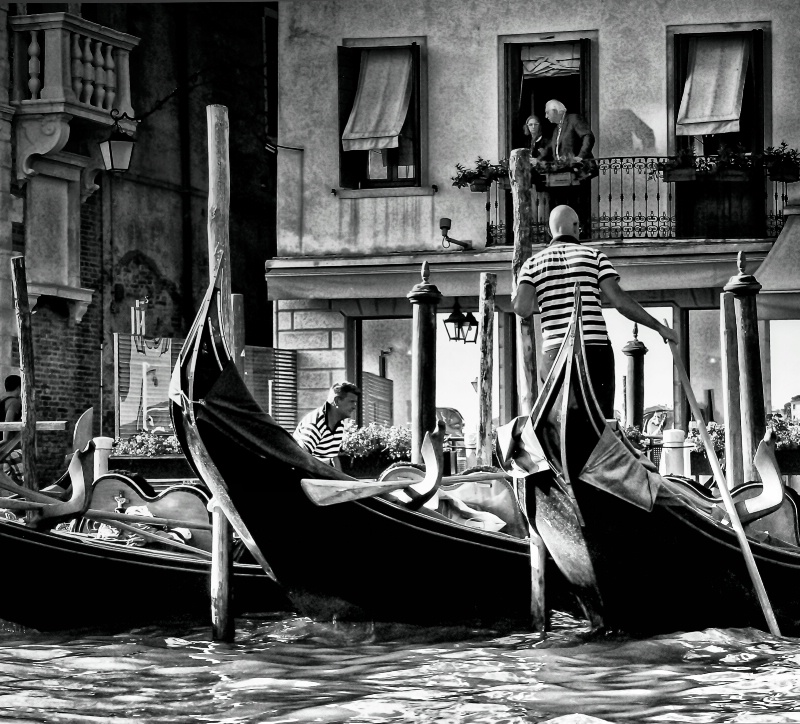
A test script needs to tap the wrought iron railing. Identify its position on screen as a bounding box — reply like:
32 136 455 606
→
487 156 787 246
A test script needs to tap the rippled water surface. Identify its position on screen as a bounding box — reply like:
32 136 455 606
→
2 611 800 723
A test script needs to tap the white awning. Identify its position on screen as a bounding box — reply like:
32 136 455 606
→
521 42 580 78
756 215 800 320
677 35 749 136
342 47 412 152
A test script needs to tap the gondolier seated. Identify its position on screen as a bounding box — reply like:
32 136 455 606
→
293 382 360 470
513 205 678 417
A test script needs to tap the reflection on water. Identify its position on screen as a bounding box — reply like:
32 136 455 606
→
1 611 800 723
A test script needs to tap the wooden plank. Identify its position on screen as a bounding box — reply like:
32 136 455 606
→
0 421 67 431
477 273 496 466
11 256 38 500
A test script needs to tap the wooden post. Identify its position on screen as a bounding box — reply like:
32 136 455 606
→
721 292 743 489
207 104 233 642
510 148 538 414
11 256 38 503
723 252 765 483
476 273 496 466
406 262 441 464
509 149 546 634
622 324 647 431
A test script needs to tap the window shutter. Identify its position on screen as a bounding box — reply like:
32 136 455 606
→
504 43 522 155
338 46 364 188
579 38 591 121
410 42 421 177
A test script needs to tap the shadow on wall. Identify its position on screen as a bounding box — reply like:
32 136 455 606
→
602 109 656 155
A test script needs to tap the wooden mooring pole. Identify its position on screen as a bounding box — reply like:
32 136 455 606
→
622 324 647 431
476 273 496 466
723 252 765 484
720 291 744 489
509 148 538 414
207 104 234 642
509 148 546 634
407 262 441 464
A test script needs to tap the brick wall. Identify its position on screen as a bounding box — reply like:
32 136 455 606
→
276 300 346 421
27 191 103 482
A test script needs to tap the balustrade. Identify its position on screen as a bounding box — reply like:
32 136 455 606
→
10 12 139 125
490 156 786 245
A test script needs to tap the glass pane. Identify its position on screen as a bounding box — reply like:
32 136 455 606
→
367 150 388 179
396 165 415 179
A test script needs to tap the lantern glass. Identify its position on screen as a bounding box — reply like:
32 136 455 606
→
99 129 135 173
462 311 479 344
443 303 465 342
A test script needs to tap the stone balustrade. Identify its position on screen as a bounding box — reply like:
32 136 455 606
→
10 12 139 126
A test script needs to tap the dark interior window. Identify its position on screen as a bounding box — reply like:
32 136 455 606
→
337 44 421 189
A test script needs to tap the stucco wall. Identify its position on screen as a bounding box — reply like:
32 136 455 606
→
277 0 800 258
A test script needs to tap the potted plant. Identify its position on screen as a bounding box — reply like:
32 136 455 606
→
656 147 697 182
340 422 412 478
762 141 800 183
111 431 194 479
712 143 755 182
451 157 509 192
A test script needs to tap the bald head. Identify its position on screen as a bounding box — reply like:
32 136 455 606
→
549 205 580 238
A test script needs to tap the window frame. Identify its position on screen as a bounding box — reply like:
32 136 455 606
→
338 36 428 191
666 21 772 155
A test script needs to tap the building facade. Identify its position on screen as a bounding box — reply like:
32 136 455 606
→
0 3 277 477
270 0 800 432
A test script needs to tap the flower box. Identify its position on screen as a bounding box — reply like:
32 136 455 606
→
469 180 488 193
108 454 196 481
343 454 402 479
714 169 750 183
767 164 800 183
662 167 697 183
546 170 578 187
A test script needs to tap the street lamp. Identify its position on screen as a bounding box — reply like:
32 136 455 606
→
461 311 479 344
443 300 466 342
99 109 137 173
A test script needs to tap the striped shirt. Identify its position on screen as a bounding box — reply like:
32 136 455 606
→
519 236 619 351
293 403 344 464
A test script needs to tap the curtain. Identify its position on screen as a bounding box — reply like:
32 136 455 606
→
342 47 412 151
677 35 749 136
521 42 581 78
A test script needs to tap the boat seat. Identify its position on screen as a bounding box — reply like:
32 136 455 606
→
437 477 529 538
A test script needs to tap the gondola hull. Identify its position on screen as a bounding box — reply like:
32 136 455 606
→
533 473 800 635
0 518 286 631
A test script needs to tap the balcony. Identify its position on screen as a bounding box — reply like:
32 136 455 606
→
10 12 139 128
489 156 787 246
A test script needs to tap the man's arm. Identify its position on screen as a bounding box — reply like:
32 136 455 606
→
512 282 539 318
600 277 678 344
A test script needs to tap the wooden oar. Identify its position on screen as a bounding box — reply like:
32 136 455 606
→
301 426 447 507
666 333 781 636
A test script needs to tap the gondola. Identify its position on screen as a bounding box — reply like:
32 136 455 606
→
170 271 546 628
0 418 285 631
503 297 800 636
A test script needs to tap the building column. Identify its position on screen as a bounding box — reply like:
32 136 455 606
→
622 323 647 430
0 4 16 378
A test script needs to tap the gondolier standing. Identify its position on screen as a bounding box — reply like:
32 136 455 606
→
513 205 677 417
293 382 360 470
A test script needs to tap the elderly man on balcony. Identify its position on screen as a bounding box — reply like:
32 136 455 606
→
542 99 597 239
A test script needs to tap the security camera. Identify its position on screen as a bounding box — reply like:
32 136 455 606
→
439 217 452 233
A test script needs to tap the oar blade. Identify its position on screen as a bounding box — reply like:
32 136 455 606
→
300 478 407 506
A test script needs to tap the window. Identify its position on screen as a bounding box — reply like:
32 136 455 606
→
671 28 766 155
338 43 421 189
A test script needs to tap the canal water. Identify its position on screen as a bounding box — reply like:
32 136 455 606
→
1 611 799 723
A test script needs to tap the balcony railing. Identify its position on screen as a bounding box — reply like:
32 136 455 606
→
489 156 787 246
10 12 140 126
